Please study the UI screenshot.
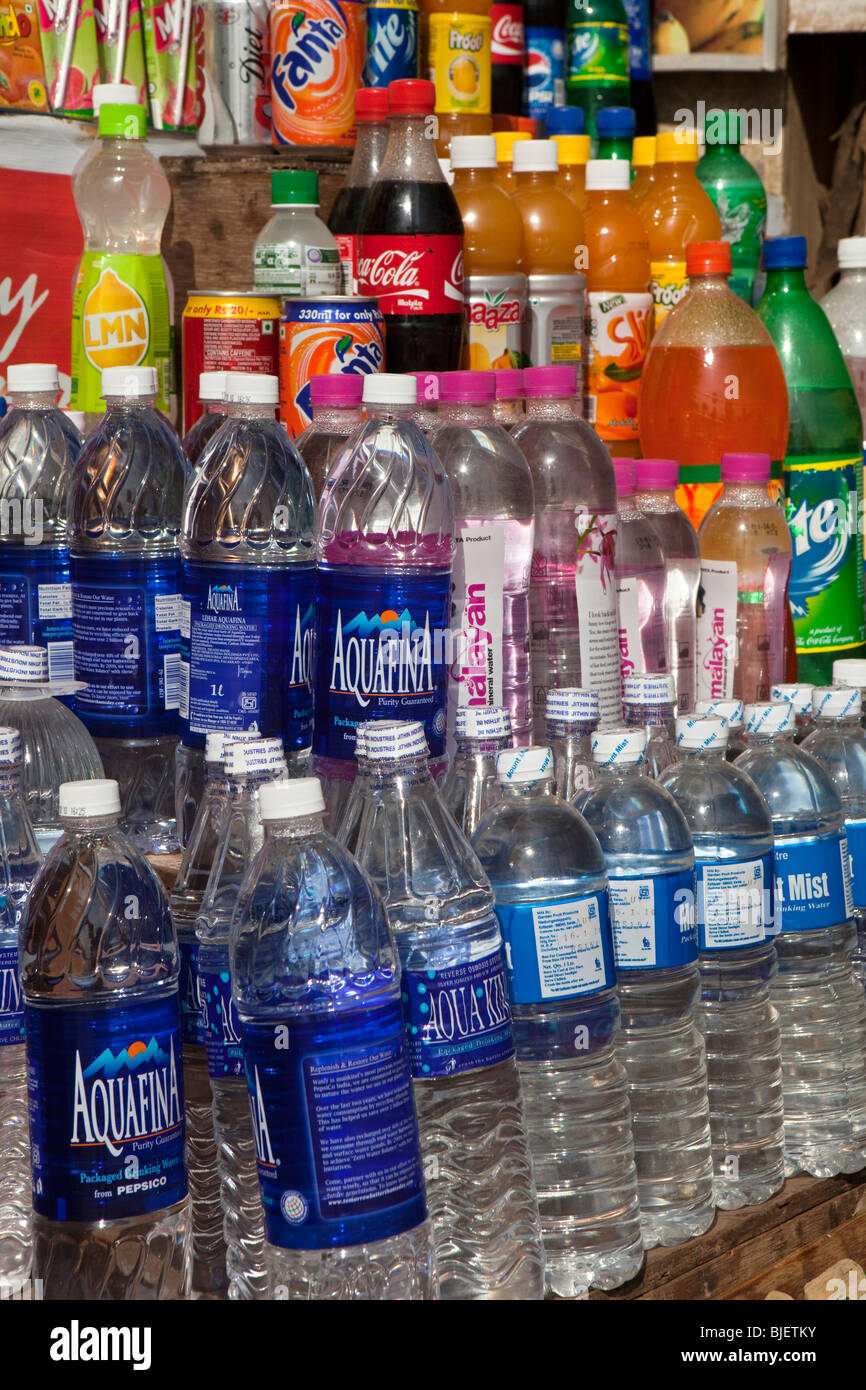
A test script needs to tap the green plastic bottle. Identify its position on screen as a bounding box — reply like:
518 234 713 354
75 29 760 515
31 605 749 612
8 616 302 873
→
696 110 767 306
566 0 630 141
595 105 635 161
756 235 866 684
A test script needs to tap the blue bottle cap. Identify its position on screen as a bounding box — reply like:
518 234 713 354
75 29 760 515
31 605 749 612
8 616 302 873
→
545 106 585 136
763 235 807 269
596 106 636 137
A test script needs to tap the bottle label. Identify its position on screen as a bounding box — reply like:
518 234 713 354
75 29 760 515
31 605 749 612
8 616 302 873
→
616 575 644 689
70 252 172 415
333 231 356 296
463 274 527 372
0 944 23 1046
496 892 615 1001
784 454 865 659
180 561 315 752
585 290 652 441
650 260 689 330
696 558 737 702
608 869 697 968
243 1004 427 1250
566 20 629 88
846 817 866 908
179 938 205 1047
773 831 853 933
26 995 187 1221
201 968 244 1079
622 0 651 82
253 241 341 297
313 564 451 761
523 26 565 117
357 234 464 317
696 854 774 949
0 549 74 681
447 522 506 752
490 3 524 64
428 13 492 115
365 0 419 86
573 507 620 724
401 948 515 1076
704 183 766 287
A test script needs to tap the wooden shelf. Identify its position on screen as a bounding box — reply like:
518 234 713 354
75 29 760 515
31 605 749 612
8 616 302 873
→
788 0 866 33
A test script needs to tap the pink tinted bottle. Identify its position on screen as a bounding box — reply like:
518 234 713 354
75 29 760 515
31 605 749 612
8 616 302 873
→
613 458 668 695
295 373 364 500
635 457 700 714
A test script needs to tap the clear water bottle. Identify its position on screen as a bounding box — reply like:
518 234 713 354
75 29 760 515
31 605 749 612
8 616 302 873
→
545 687 599 800
408 372 441 435
771 683 815 744
659 715 785 1209
197 736 287 1299
623 672 677 777
182 372 229 466
833 659 866 730
576 728 716 1247
613 459 668 690
231 776 437 1299
0 728 41 1284
492 369 525 431
736 701 866 1176
634 457 699 715
0 644 102 853
353 720 545 1300
512 365 621 734
0 363 81 672
69 366 186 854
295 374 364 501
431 370 534 750
22 778 190 1299
696 697 747 760
472 745 643 1296
440 705 512 837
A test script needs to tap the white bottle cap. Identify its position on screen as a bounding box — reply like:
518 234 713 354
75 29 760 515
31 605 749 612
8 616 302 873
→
833 658 866 687
771 683 815 716
6 363 59 393
546 687 599 722
0 727 22 764
363 720 428 761
513 139 558 173
812 686 862 720
455 706 511 739
744 702 793 736
449 135 497 170
259 776 325 821
362 373 417 406
623 673 674 705
199 371 229 402
204 730 259 764
838 236 866 270
496 745 554 784
224 372 279 405
696 697 744 728
675 715 729 750
592 728 646 764
59 778 121 817
225 736 286 776
93 82 139 112
585 159 631 192
0 645 48 682
102 366 158 398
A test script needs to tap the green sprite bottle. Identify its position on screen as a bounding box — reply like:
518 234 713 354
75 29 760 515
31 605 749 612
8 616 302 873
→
566 0 630 142
595 105 635 160
696 110 767 307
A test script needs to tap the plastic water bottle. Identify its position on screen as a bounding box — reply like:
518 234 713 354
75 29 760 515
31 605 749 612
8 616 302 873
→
441 706 512 837
0 645 102 852
513 365 621 734
472 745 643 1296
22 778 190 1299
736 701 866 1176
313 374 454 817
623 672 677 778
613 459 667 691
771 683 815 744
182 372 229 465
634 457 699 714
0 728 41 1284
408 372 441 434
696 697 747 761
576 728 716 1247
197 736 287 1299
659 716 785 1209
545 687 599 800
231 776 437 1299
432 370 534 750
493 369 525 431
295 374 364 501
0 363 80 671
69 365 186 853
833 659 866 731
821 235 866 447
353 720 545 1300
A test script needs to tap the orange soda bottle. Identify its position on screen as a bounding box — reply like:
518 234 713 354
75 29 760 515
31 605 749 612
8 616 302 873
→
628 135 655 212
552 133 591 216
494 129 530 194
639 130 721 332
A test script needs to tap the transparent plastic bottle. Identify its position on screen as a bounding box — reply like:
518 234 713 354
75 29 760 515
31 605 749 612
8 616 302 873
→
353 720 545 1300
22 777 190 1299
659 715 785 1209
833 657 866 725
513 365 621 734
441 705 512 837
821 236 866 447
69 365 186 854
623 672 676 778
613 458 667 688
472 745 643 1295
545 686 598 799
771 683 815 744
408 372 442 434
576 728 715 1246
493 369 525 430
736 701 866 1177
197 736 288 1300
0 728 41 1284
231 776 437 1299
294 374 364 501
253 171 340 298
635 457 699 715
696 697 746 761
182 371 229 466
432 370 534 750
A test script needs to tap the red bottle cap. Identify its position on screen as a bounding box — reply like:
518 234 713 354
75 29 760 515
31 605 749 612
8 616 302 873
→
686 241 732 276
388 79 435 115
355 87 389 121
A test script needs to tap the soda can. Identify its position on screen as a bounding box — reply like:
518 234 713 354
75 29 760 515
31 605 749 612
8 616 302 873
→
278 297 385 438
364 0 418 87
198 0 270 145
270 0 366 147
182 290 281 432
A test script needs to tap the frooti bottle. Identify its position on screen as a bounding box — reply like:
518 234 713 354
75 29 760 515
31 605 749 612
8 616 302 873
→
637 131 721 335
328 86 391 295
622 672 676 778
613 458 667 688
441 704 512 836
659 715 785 1209
357 80 465 373
22 778 190 1299
696 453 792 707
771 684 815 745
577 728 716 1247
513 364 621 733
182 372 229 466
232 776 437 1299
696 110 767 306
433 370 534 748
295 374 364 501
635 458 699 714
545 686 598 798
473 744 643 1295
253 171 341 298
69 366 186 854
353 719 545 1299
0 363 80 672
565 0 630 141
313 373 454 814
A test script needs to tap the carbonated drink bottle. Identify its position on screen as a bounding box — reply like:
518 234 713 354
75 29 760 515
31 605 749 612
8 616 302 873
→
490 0 525 115
182 372 229 465
441 704 512 835
294 374 364 501
545 686 598 797
637 131 721 334
621 0 654 135
253 171 340 299
771 683 815 744
821 236 866 447
622 672 676 777
696 110 767 306
565 0 630 140
595 105 634 159
613 459 667 687
493 368 525 428
328 87 391 296
546 104 585 134
635 457 699 714
522 0 565 121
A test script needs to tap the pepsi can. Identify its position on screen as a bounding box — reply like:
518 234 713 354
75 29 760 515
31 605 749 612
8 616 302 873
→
364 0 419 86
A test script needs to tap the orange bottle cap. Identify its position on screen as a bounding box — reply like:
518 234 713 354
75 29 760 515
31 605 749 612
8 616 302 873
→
686 241 732 275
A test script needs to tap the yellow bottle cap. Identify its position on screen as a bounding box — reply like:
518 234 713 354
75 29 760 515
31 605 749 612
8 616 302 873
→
655 130 699 163
494 130 531 163
552 134 591 166
632 135 656 167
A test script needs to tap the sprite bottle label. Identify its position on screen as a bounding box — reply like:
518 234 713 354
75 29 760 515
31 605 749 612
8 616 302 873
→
785 452 865 657
566 20 629 91
71 251 172 414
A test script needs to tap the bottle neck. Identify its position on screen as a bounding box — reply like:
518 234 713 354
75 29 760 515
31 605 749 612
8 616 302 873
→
378 111 444 184
744 730 795 747
517 169 557 189
596 140 631 161
311 403 363 433
369 753 432 789
593 760 644 783
201 401 228 417
547 719 598 741
225 400 277 421
501 776 555 800
365 401 417 422
586 186 628 209
452 165 496 194
721 479 771 506
524 394 579 421
688 271 731 293
815 715 862 732
271 201 319 217
839 266 866 285
60 812 121 835
625 702 674 728
765 266 807 295
103 395 157 411
8 390 58 411
264 811 326 840
679 745 727 762
440 400 493 426
635 486 677 513
348 120 389 185
455 734 510 761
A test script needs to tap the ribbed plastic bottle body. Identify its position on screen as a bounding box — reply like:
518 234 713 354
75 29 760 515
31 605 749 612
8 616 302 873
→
295 406 363 501
636 487 700 714
547 720 596 800
615 499 668 684
623 700 677 777
441 734 509 838
0 689 103 851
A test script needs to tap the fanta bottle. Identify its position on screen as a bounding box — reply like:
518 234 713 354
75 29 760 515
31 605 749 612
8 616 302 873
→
552 132 590 215
270 0 367 148
637 130 721 334
628 134 654 211
493 128 531 193
420 0 493 154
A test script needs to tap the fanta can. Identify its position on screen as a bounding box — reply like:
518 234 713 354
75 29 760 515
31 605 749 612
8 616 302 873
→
270 0 366 147
278 297 385 436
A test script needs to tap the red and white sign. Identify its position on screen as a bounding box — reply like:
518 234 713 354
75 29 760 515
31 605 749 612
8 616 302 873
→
357 236 464 316
490 4 524 63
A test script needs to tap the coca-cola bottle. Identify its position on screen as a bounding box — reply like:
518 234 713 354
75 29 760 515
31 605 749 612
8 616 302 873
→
357 79 465 373
328 86 391 296
491 4 526 116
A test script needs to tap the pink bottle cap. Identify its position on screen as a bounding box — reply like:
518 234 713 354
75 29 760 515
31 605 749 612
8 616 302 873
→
493 368 523 399
409 371 440 402
439 370 495 403
721 452 771 482
614 459 637 495
636 458 678 488
310 374 364 408
523 365 577 398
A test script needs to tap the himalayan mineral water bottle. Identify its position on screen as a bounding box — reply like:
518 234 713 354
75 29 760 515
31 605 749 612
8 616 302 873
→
545 687 599 800
771 683 815 744
623 672 677 778
295 374 364 502
472 745 644 1296
182 372 229 466
696 697 746 761
22 778 190 1299
613 458 667 691
231 776 437 1299
577 728 716 1246
634 457 699 714
736 702 866 1176
659 715 785 1209
353 719 545 1300
441 705 512 837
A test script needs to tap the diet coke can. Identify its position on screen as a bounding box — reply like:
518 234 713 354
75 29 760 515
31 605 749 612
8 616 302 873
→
197 0 271 146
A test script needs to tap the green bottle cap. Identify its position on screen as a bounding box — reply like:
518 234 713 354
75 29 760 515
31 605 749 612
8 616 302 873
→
271 170 319 206
98 103 147 139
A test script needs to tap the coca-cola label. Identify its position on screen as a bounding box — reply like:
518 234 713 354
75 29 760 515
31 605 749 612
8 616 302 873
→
490 3 524 64
334 231 356 295
357 235 464 316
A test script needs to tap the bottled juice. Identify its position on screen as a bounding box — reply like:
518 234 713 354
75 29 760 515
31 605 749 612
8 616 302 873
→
512 139 583 273
421 0 493 154
494 128 531 193
552 133 590 215
628 134 654 211
640 240 789 528
638 129 721 333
